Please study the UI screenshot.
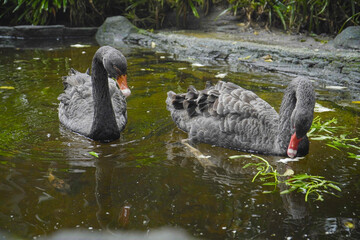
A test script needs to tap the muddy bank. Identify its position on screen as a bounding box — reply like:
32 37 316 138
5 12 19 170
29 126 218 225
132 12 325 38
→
96 16 360 100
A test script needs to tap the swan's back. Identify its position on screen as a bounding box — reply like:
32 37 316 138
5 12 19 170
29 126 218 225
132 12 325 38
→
58 69 127 137
166 81 280 153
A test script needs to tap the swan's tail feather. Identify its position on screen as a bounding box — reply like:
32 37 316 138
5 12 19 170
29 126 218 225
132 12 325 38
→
69 68 80 75
184 99 198 117
166 81 222 126
171 94 186 110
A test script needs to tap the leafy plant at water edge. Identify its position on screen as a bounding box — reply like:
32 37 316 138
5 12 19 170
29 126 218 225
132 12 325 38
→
229 154 342 202
348 152 360 160
218 0 360 34
1 0 68 25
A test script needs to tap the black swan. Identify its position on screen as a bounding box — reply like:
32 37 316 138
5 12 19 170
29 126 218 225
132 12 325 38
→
166 76 315 158
58 46 130 142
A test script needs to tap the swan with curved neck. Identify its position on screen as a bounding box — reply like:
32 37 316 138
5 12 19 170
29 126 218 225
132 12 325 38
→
58 46 131 142
166 77 315 158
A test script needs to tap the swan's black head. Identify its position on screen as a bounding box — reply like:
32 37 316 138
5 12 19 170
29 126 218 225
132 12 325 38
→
102 47 130 97
103 49 127 79
288 107 314 158
292 109 314 139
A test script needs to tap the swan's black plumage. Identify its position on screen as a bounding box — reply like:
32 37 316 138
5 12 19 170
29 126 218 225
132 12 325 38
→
58 46 129 142
166 77 315 158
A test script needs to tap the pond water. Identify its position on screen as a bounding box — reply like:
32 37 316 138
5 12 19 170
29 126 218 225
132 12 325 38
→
0 42 359 240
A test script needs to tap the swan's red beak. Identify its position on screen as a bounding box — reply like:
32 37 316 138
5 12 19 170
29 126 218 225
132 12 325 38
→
117 74 131 98
287 133 302 158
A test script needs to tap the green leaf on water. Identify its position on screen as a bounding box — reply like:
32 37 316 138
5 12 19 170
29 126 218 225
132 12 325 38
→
0 86 15 90
89 151 99 158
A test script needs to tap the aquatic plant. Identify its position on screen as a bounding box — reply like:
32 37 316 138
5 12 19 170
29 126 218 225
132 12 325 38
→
308 116 360 157
281 173 341 202
229 154 342 202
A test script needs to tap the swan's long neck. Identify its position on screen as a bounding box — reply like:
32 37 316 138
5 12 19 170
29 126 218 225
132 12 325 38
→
276 77 315 154
89 51 120 142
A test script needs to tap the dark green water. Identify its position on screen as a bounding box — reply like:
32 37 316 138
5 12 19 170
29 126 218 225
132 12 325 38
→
0 43 359 239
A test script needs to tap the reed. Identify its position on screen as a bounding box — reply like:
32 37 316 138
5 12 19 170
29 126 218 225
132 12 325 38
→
1 1 359 33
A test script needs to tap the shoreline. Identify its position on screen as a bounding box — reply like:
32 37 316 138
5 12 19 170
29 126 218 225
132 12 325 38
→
1 16 359 101
96 16 360 99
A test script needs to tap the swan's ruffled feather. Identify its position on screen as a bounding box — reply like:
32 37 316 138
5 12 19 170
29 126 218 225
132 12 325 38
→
58 69 127 137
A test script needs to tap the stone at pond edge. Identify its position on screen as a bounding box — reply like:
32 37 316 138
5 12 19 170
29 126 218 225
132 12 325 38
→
0 25 97 39
96 16 144 45
334 26 360 50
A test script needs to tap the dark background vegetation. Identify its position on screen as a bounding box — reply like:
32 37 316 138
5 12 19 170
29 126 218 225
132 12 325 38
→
0 0 359 34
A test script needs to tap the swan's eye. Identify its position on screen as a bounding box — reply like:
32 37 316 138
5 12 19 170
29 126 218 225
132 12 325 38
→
113 65 121 74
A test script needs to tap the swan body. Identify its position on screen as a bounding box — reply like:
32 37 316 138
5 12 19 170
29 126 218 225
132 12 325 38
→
166 77 315 158
58 46 130 142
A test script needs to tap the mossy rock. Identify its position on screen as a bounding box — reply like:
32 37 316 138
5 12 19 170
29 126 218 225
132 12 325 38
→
334 26 360 50
96 16 143 45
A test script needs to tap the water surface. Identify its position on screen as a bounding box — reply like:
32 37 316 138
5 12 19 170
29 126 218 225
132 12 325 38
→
0 43 359 239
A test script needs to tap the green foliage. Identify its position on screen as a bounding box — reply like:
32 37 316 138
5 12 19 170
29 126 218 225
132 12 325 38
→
230 154 279 193
308 116 360 158
220 0 360 34
89 151 99 158
230 154 342 202
281 173 341 202
1 0 359 32
1 0 68 25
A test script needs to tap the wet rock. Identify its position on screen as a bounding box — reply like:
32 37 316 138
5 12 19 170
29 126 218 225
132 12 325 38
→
0 26 14 37
96 16 145 45
334 26 360 50
95 16 360 97
13 25 65 38
0 25 97 39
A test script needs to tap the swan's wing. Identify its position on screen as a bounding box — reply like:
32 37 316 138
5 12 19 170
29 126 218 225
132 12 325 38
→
167 81 278 129
58 70 94 136
166 81 279 152
108 80 127 132
214 81 279 129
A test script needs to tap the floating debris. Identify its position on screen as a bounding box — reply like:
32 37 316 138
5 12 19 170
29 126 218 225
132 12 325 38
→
262 54 273 62
118 205 131 228
277 157 303 164
325 85 347 90
70 44 91 48
238 55 251 61
192 63 205 67
89 151 99 158
314 103 335 113
215 73 227 78
282 168 295 176
0 86 15 90
47 169 71 193
181 139 215 168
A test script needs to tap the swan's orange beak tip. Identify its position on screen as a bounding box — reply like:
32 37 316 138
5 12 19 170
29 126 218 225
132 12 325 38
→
287 133 302 158
117 74 131 98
